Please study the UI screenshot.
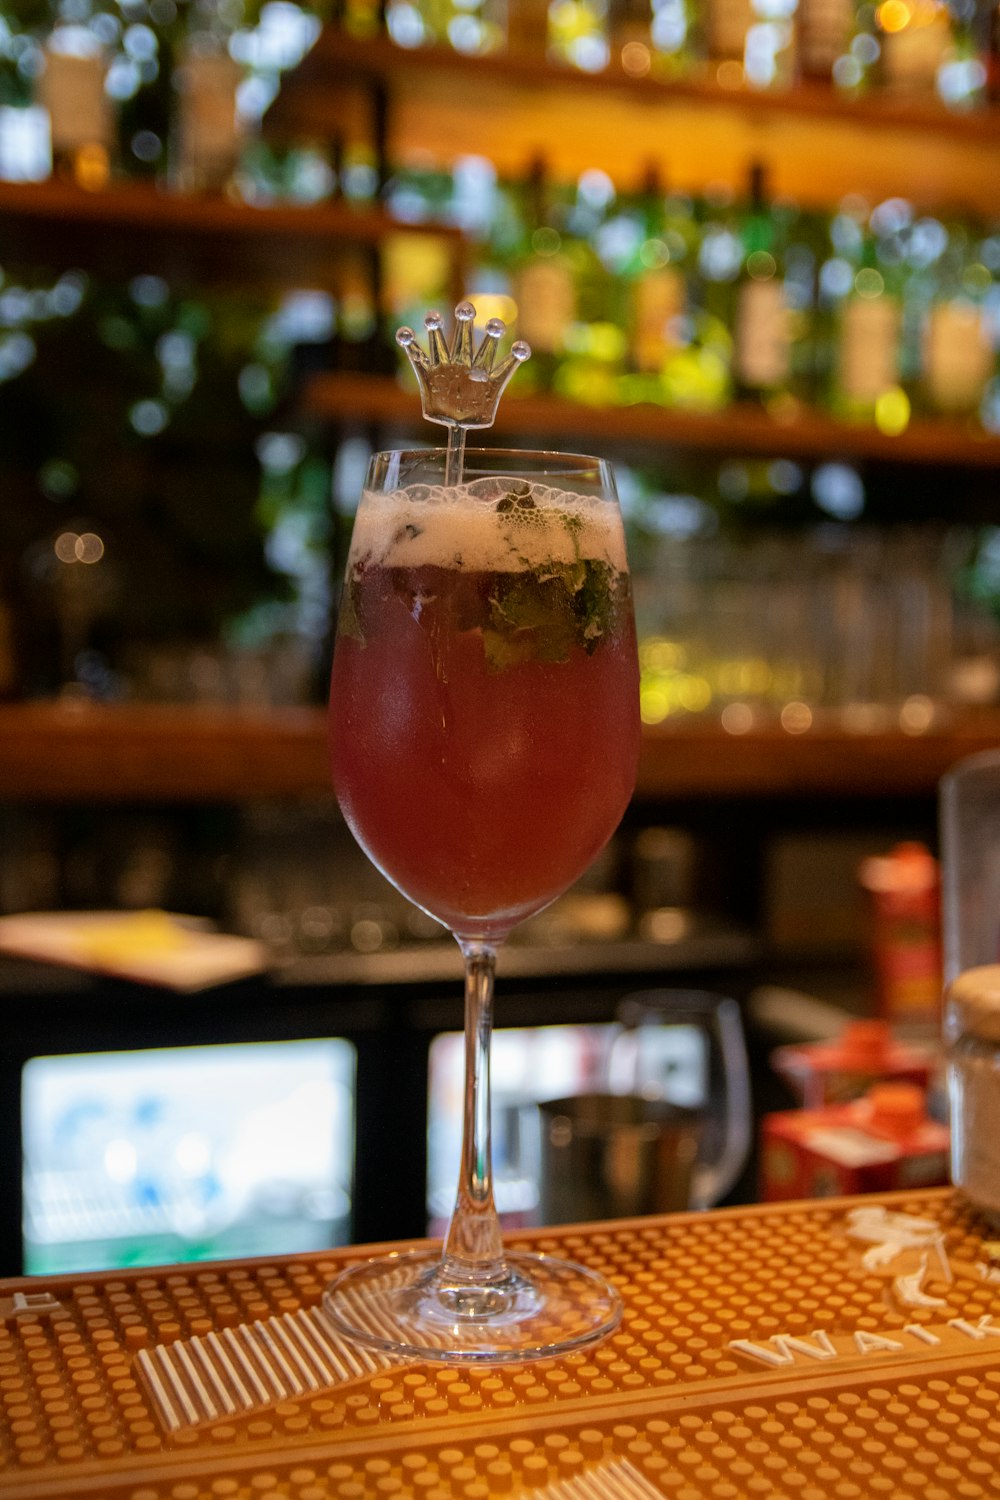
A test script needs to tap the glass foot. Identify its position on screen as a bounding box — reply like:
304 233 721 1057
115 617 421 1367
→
322 1249 623 1363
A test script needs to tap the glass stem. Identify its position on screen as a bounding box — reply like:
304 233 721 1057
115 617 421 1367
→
442 940 506 1282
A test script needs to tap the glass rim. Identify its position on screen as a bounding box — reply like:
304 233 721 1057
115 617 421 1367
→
369 446 614 475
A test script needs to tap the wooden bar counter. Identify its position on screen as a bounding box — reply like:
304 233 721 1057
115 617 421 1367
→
1 1187 998 1498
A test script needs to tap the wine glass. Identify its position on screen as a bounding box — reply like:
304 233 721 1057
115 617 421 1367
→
607 989 752 1211
324 444 640 1361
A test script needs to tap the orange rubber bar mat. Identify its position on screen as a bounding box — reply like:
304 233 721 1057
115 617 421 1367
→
2 1187 999 1498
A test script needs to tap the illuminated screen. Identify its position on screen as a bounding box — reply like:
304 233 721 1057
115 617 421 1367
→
22 1039 355 1274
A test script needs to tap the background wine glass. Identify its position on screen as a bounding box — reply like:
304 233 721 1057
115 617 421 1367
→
607 988 753 1211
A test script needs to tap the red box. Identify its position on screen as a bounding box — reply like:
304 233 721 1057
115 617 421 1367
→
857 841 943 1027
772 1018 936 1109
761 1082 950 1202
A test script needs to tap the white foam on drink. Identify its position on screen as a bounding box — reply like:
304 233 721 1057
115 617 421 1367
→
348 479 629 573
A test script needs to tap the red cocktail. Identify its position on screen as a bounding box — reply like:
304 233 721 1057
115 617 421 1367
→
325 447 639 1362
331 544 638 941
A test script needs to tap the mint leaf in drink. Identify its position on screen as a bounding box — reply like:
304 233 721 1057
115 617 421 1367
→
485 573 577 670
570 559 622 652
482 559 628 672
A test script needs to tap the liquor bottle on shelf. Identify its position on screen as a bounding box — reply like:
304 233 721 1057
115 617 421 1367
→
114 10 177 185
384 0 506 51
743 0 799 88
36 34 114 189
607 0 704 73
169 2 246 195
936 0 990 106
556 168 623 403
505 155 579 391
606 0 700 72
627 165 689 373
547 0 612 69
875 0 954 98
336 0 387 40
608 0 655 65
688 186 745 411
609 162 695 401
702 0 754 75
506 0 550 55
796 0 855 78
987 0 1000 101
731 162 796 407
824 200 907 424
914 216 995 417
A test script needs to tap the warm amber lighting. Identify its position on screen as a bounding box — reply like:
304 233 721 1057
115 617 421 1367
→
716 60 744 88
721 702 755 734
642 907 690 942
877 0 912 30
75 143 111 192
874 387 911 435
467 292 518 327
780 701 813 734
620 41 651 75
677 675 712 713
76 532 105 563
641 636 684 672
640 684 671 724
54 530 105 564
899 694 936 734
718 658 771 697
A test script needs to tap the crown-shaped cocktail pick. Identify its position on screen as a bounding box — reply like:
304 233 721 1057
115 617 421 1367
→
396 301 531 484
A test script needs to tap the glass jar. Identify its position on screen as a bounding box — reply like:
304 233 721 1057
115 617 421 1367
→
945 964 1000 1229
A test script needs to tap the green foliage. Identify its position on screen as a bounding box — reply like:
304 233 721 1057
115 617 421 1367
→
0 266 300 694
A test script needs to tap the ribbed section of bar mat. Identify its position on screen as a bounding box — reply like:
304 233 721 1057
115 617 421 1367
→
535 1458 665 1499
136 1304 401 1430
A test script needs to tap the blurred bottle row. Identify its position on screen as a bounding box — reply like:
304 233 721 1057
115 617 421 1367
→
1 256 999 713
451 157 1000 428
1 0 996 196
353 154 1000 434
0 0 320 191
363 0 998 109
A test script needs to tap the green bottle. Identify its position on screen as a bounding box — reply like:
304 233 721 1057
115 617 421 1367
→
509 156 579 392
913 214 994 417
731 162 793 407
605 162 697 405
553 168 623 405
828 201 906 424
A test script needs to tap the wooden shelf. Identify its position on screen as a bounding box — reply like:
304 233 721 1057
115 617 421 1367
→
1 700 997 803
271 31 1000 144
268 31 1000 217
303 370 1000 468
638 718 1000 799
0 702 330 803
0 179 461 287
